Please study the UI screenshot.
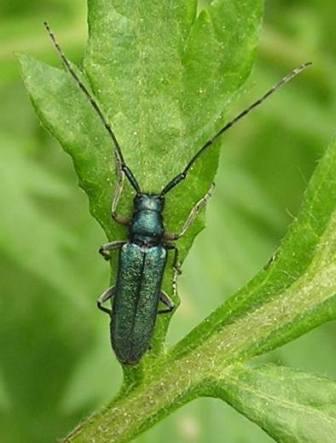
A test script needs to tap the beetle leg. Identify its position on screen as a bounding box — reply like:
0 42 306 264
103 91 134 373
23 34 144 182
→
172 246 182 275
165 244 182 275
97 287 115 315
99 240 126 260
158 246 180 315
164 183 215 241
172 264 179 298
158 291 175 314
111 152 131 226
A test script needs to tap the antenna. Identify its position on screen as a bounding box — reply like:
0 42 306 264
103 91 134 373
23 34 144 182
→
43 21 141 193
160 62 312 196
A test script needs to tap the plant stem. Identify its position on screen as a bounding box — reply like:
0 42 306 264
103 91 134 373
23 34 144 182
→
64 358 201 443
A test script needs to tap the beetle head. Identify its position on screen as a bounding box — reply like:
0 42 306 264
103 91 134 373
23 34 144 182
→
134 193 164 213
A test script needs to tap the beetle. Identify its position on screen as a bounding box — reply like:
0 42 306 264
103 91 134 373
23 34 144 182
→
44 22 311 364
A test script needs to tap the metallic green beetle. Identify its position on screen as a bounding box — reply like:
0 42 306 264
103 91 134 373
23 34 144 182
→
45 22 310 365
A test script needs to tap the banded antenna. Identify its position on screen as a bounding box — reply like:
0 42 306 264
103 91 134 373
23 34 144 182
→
43 21 141 194
160 62 312 196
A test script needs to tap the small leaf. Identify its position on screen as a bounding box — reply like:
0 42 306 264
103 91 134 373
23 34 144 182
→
211 363 336 443
20 0 263 257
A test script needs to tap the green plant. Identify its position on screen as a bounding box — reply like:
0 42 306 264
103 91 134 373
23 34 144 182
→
19 0 336 442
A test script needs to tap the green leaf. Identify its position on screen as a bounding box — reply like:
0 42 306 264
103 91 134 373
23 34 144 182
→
212 364 336 443
19 0 263 255
19 0 263 369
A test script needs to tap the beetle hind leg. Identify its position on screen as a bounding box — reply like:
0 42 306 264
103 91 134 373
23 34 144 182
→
97 287 116 315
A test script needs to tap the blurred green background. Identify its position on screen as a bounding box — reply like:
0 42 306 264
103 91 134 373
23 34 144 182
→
0 0 335 442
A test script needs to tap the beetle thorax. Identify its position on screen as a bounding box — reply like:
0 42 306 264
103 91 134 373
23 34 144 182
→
130 194 165 245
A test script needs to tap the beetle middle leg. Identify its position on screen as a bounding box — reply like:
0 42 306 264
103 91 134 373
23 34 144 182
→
165 243 182 274
111 152 131 226
164 183 215 241
158 262 180 314
97 286 115 315
158 291 175 314
99 240 126 260
158 246 180 315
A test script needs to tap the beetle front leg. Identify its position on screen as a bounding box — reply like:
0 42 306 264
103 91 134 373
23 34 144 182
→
164 183 215 241
111 152 131 226
99 240 126 260
97 287 115 315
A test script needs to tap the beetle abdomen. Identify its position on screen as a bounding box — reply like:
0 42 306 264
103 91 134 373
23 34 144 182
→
111 243 167 364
